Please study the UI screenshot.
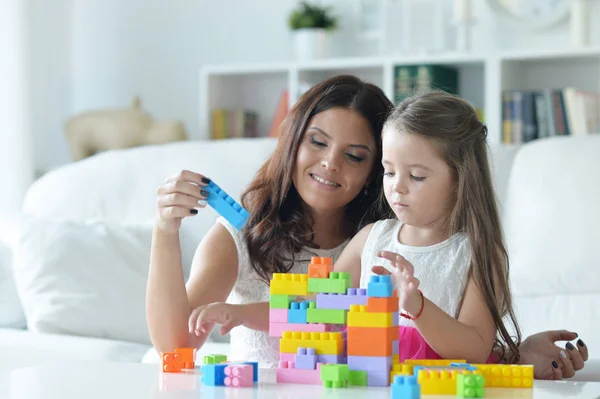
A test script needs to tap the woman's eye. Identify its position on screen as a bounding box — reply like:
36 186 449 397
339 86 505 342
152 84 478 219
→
411 175 426 182
310 137 326 147
383 171 394 177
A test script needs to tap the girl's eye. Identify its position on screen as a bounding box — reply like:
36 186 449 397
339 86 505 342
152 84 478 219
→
411 175 426 182
310 137 326 147
347 154 365 162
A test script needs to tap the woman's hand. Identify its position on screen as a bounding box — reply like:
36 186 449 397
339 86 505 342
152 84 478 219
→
519 330 588 379
155 170 211 234
376 251 421 317
189 302 245 337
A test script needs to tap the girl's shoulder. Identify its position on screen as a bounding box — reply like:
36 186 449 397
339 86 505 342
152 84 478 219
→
368 219 402 238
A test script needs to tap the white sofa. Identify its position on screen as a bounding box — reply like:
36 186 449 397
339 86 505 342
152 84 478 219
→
0 136 598 379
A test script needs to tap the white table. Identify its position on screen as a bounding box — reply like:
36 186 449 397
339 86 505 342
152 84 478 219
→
0 362 599 399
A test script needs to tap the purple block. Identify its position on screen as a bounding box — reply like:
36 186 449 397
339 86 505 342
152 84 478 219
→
393 340 399 355
367 370 390 387
393 312 399 326
316 288 368 310
295 347 317 370
316 354 346 364
348 356 392 372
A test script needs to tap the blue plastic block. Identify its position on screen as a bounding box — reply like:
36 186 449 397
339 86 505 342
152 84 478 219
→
204 181 250 230
288 301 312 324
367 275 393 297
200 363 227 386
392 375 420 399
450 362 477 371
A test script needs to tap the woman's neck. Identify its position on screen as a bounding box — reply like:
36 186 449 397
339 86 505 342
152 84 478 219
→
307 208 348 250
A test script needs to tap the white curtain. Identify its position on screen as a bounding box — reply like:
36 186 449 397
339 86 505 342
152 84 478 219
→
0 0 35 212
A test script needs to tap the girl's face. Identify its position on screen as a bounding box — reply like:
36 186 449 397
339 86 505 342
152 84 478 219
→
293 107 376 214
381 128 456 228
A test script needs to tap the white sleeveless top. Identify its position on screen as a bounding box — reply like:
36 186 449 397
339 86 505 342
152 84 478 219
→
360 219 471 326
217 217 348 368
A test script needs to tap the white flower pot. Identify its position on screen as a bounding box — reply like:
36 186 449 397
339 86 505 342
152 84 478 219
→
292 28 330 60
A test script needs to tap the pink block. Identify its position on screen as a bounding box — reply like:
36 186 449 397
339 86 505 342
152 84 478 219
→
268 322 327 337
270 308 288 323
224 365 253 387
276 361 322 385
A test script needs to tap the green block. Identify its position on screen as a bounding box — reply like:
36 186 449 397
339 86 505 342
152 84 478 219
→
270 294 291 309
306 305 346 324
308 272 350 294
457 374 485 398
203 354 227 365
321 364 349 388
348 370 368 386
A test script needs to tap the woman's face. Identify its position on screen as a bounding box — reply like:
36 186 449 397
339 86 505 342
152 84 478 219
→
293 107 376 214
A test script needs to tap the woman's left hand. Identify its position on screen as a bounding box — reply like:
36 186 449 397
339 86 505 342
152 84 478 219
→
189 302 245 336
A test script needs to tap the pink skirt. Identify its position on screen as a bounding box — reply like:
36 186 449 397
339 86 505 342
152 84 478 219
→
399 326 498 363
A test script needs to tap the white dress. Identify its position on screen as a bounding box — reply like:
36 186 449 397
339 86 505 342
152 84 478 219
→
360 219 472 325
217 217 348 368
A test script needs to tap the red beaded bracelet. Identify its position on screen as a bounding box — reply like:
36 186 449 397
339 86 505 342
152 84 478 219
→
400 289 425 320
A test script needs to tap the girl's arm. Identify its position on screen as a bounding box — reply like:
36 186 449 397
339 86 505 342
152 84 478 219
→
332 224 375 287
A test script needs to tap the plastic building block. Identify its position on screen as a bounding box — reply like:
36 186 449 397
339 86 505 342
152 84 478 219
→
307 272 350 294
159 372 198 392
270 273 308 295
406 359 466 367
280 352 346 364
417 369 473 395
457 373 485 398
203 354 227 365
161 352 183 373
348 326 398 346
224 364 254 387
366 370 390 387
288 301 311 324
270 294 291 309
471 364 533 388
320 364 349 388
367 275 393 297
306 303 347 324
201 363 228 386
280 331 345 355
295 348 317 370
349 370 368 386
347 355 392 372
203 181 250 230
392 375 420 399
269 308 288 323
393 339 399 355
391 364 414 382
174 347 196 369
347 305 396 328
269 321 327 337
367 296 399 313
316 288 368 310
393 355 400 364
308 257 333 278
276 361 322 385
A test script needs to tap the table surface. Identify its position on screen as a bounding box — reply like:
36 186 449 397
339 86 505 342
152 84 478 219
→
0 361 599 399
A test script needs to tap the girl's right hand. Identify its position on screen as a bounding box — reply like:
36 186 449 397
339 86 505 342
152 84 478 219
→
155 170 211 234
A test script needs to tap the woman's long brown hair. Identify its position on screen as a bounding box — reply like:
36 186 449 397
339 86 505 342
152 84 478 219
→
240 75 393 284
384 91 521 363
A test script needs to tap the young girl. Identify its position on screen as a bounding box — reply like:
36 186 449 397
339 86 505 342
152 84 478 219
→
334 90 521 364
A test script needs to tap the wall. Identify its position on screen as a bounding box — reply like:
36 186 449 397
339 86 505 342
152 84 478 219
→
34 0 600 171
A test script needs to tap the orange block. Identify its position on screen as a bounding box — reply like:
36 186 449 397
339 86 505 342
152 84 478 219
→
308 257 334 278
367 296 399 313
347 326 398 356
161 352 183 373
175 347 196 369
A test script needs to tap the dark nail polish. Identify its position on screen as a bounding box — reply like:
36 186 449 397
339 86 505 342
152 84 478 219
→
566 342 575 350
190 209 198 214
201 189 209 197
201 177 211 184
552 361 558 369
578 339 585 347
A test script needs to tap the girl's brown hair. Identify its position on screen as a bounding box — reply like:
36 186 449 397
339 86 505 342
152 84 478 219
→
384 90 521 363
240 75 393 284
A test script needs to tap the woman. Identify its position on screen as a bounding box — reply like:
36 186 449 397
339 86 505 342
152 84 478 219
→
146 75 588 378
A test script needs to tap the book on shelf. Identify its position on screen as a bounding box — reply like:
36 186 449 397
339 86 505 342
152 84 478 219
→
211 109 258 139
268 90 289 138
501 88 600 144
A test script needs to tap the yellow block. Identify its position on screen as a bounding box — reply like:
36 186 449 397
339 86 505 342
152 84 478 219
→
417 369 478 395
392 355 400 364
472 364 534 388
270 273 308 295
405 359 466 367
280 331 344 355
390 363 413 382
347 305 394 327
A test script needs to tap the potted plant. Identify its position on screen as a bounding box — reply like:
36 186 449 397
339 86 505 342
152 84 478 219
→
288 1 337 60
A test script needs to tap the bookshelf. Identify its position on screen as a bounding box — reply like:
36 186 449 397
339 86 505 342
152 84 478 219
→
199 47 600 145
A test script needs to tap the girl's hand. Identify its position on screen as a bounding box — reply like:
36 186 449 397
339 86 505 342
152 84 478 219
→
189 302 245 336
376 251 422 317
155 170 211 234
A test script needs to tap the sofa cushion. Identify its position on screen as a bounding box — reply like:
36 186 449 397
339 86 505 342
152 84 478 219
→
504 136 600 356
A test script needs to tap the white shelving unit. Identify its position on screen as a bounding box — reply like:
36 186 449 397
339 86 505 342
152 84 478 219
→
199 47 600 145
